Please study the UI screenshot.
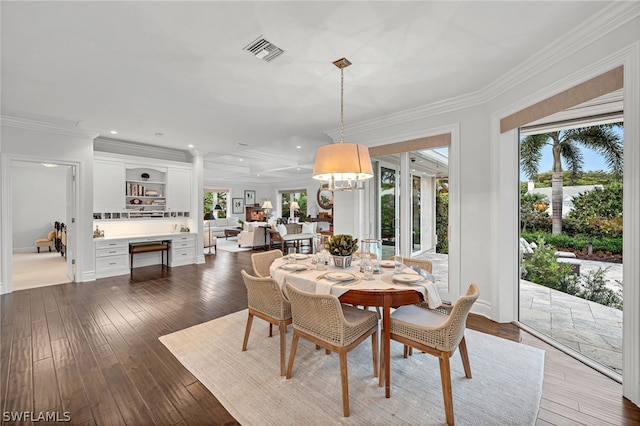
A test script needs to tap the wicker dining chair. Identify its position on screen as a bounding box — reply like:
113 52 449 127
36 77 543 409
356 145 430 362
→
389 255 433 273
251 249 283 277
387 283 479 426
284 283 379 417
251 249 284 337
240 270 292 376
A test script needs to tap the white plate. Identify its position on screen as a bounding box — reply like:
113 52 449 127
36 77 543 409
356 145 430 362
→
289 253 309 260
380 260 395 268
325 272 356 282
281 264 308 271
392 274 423 284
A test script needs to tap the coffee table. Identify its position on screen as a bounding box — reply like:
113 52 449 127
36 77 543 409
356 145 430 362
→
224 228 241 240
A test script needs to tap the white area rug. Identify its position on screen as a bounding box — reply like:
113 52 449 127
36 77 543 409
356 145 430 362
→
160 309 544 425
212 238 251 253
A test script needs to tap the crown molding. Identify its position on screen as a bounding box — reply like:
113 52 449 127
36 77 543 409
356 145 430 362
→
1 114 99 140
328 2 639 143
94 137 192 163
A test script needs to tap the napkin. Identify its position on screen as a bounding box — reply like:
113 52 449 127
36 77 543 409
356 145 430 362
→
425 282 442 309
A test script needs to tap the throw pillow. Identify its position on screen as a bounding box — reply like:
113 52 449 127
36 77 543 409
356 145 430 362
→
277 224 288 236
301 223 314 235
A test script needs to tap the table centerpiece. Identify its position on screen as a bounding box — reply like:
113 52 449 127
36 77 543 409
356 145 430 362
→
326 234 358 268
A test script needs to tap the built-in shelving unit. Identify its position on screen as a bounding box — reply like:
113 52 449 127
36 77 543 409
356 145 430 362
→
93 159 192 220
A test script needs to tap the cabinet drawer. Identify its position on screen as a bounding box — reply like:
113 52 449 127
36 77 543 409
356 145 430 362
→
96 254 128 272
95 239 127 250
172 239 195 249
96 246 128 257
173 234 195 243
171 247 194 259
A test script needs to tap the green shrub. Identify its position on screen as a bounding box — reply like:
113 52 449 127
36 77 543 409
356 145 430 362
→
521 231 622 254
436 192 448 254
522 237 623 309
522 238 575 292
577 268 623 310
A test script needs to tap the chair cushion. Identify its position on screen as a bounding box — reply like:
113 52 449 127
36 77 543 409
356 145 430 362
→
301 223 315 234
391 304 447 328
277 224 288 236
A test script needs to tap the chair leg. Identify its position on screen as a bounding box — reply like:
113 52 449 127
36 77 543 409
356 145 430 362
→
241 312 254 351
371 331 378 378
339 352 350 417
378 341 384 387
48 246 52 252
269 323 273 337
459 336 472 379
286 333 300 379
439 353 454 426
37 247 40 253
279 321 287 376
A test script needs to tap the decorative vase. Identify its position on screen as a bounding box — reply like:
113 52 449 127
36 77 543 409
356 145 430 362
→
332 255 353 269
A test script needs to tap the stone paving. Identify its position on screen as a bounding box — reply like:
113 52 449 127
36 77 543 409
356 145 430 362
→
416 252 623 374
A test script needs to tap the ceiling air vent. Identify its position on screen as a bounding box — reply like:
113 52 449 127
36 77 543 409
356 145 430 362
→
243 36 284 62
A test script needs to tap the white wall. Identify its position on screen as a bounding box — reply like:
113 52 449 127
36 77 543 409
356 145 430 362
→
11 163 67 251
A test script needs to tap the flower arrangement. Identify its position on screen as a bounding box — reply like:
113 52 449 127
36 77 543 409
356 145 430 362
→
327 234 358 256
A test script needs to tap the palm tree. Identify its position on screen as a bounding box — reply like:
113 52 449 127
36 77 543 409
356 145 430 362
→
520 124 623 235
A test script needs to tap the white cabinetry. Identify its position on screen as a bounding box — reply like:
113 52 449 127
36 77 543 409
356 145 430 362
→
170 234 196 267
94 160 125 212
95 239 129 278
167 168 192 212
94 233 197 278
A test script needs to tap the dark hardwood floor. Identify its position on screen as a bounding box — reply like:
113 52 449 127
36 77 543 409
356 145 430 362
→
2 249 639 425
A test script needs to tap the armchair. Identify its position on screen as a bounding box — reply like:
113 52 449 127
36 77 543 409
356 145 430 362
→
238 222 269 249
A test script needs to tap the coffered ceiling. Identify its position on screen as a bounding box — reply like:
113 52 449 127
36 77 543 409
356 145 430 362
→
0 1 617 184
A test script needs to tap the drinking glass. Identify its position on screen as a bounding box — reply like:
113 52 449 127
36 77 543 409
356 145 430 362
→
288 247 297 264
394 255 404 274
362 254 373 280
317 250 328 271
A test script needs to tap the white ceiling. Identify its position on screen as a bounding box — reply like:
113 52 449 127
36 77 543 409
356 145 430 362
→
1 1 615 184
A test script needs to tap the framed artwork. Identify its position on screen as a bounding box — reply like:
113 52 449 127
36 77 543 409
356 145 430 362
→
232 198 244 214
244 190 256 206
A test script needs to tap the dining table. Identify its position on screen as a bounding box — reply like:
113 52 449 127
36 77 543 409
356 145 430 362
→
270 253 441 398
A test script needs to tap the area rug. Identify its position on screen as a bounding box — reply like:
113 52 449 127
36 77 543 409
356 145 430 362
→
212 238 251 253
160 309 544 425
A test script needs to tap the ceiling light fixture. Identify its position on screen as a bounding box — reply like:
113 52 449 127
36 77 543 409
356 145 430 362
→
312 58 373 191
110 130 118 135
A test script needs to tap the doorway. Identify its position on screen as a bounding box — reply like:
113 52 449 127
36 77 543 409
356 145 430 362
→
10 160 74 291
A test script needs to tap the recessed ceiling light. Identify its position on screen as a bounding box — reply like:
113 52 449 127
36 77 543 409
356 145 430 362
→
297 167 301 171
296 145 301 149
188 144 194 148
109 130 118 135
238 158 243 162
41 163 59 168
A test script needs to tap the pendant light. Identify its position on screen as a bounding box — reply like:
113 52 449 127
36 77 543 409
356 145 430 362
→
312 58 373 191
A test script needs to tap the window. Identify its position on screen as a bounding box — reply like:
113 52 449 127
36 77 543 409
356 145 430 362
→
204 190 228 218
280 190 307 221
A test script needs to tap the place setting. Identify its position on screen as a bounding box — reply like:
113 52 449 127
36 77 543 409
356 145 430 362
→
315 271 360 286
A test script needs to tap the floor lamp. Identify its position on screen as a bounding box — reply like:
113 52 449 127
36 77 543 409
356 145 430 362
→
204 212 215 256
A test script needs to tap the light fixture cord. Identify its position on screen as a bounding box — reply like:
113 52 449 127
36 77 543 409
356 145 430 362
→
340 66 344 143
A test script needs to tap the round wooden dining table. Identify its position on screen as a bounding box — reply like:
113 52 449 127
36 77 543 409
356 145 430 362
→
270 256 429 398
339 288 423 398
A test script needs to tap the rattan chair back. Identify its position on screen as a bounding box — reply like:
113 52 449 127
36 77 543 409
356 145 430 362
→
251 249 283 277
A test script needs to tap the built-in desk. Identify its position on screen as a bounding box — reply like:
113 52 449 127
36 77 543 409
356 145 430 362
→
95 232 196 278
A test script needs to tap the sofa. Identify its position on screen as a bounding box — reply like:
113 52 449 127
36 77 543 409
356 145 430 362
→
204 217 241 238
237 222 270 249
